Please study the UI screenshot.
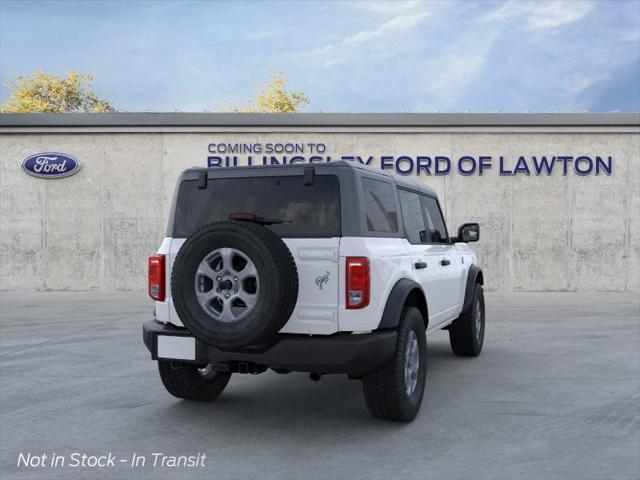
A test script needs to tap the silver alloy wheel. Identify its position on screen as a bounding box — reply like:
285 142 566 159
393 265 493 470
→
475 299 482 342
404 330 419 395
194 247 260 323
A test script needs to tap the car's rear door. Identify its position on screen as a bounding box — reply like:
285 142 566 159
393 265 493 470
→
167 171 342 334
398 189 443 325
280 237 340 334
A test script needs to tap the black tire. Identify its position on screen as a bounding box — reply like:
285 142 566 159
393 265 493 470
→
449 283 485 356
158 361 231 401
362 307 427 422
171 221 298 349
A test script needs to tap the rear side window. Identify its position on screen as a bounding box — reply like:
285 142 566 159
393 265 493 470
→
399 189 427 244
421 196 449 243
172 175 340 238
361 178 398 233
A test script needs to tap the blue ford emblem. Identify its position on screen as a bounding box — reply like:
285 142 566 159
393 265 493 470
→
21 152 81 179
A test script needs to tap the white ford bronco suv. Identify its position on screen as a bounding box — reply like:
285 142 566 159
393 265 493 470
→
143 161 484 422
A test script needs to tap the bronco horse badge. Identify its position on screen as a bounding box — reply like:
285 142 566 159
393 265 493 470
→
315 271 330 290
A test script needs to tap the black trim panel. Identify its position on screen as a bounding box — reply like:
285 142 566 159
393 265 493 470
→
462 265 483 313
378 278 426 329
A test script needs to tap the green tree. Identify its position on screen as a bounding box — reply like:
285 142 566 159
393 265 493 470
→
1 70 114 113
234 73 309 113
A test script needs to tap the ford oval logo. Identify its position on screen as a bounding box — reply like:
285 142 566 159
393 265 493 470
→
21 152 81 179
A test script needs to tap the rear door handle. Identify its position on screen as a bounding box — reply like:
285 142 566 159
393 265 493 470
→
414 262 427 269
440 259 451 266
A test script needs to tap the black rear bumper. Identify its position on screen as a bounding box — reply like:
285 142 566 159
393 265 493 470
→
143 320 396 375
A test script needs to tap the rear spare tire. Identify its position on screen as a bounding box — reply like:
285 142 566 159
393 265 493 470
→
171 221 298 349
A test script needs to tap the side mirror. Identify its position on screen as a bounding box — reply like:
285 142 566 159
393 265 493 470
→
458 223 480 242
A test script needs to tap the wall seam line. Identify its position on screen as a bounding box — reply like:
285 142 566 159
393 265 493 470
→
623 145 631 291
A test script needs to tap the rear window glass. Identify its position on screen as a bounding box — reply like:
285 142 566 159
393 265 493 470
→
399 189 427 244
361 177 398 233
172 175 341 237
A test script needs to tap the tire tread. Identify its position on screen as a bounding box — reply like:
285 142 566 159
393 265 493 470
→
449 283 484 356
158 361 231 401
362 307 426 422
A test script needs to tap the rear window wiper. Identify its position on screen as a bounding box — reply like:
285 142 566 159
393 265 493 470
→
229 212 291 226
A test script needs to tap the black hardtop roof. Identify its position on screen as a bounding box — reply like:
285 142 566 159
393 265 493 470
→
185 160 437 197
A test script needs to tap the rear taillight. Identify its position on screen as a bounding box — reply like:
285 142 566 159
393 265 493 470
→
346 257 369 309
148 255 166 301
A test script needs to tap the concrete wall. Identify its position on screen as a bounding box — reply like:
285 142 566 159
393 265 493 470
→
1 130 638 292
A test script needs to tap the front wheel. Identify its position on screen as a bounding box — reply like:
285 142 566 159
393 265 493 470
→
362 306 427 422
449 283 485 356
158 361 231 401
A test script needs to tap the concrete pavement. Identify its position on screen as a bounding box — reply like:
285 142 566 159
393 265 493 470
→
0 291 638 480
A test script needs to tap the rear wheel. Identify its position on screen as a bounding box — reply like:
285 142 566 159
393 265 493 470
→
449 283 485 356
362 307 427 422
158 361 231 401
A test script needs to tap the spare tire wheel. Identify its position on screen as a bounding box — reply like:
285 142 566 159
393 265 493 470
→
171 221 299 349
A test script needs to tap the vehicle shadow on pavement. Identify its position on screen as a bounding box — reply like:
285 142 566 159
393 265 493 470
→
151 336 465 433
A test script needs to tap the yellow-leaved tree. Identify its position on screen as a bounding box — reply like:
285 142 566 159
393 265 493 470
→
1 70 115 113
234 73 309 113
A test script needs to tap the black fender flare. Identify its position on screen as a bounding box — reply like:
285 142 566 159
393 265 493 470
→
461 265 484 314
378 279 428 330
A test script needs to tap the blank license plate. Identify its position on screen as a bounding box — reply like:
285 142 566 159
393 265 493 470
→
157 335 196 360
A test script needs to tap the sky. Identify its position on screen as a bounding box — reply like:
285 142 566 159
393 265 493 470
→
0 0 639 112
